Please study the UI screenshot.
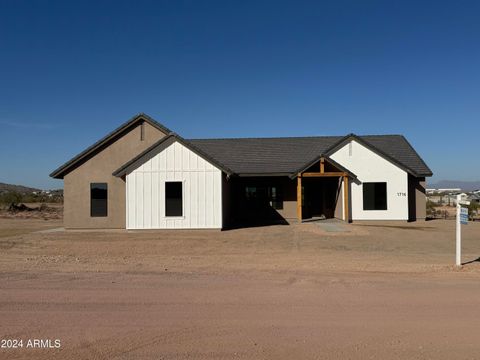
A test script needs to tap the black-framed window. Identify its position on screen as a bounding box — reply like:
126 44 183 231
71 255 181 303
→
165 182 183 217
244 185 283 210
91 183 108 217
269 186 283 210
363 182 387 210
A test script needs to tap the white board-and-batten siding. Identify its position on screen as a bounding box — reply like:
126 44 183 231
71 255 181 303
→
126 141 222 229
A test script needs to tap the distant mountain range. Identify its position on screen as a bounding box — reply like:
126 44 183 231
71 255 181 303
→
428 180 480 192
0 182 41 194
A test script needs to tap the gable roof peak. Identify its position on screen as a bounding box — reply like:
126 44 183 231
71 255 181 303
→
113 133 234 177
50 113 172 179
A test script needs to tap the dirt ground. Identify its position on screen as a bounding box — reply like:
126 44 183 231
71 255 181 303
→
1 217 480 359
0 203 62 238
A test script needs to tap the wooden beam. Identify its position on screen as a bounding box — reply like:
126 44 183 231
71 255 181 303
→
297 175 302 222
302 172 346 177
343 175 349 223
320 157 325 173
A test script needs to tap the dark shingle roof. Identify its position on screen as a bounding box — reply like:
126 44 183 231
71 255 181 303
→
359 135 433 177
188 134 432 177
188 136 342 175
50 113 432 179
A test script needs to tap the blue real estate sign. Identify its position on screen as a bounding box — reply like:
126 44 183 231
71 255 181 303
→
460 207 469 225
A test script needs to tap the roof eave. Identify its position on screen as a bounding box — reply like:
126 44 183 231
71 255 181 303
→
236 172 293 177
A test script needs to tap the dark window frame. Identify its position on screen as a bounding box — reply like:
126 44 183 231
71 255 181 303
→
244 185 284 210
90 183 108 217
269 186 284 210
363 182 388 211
165 181 183 217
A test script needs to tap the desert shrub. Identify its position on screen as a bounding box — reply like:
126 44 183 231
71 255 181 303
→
0 191 63 206
426 200 438 217
468 202 479 219
0 191 23 207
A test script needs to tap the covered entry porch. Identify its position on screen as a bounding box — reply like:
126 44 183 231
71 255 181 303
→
296 156 352 223
223 156 353 228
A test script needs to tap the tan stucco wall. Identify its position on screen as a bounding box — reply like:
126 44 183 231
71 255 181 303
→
281 200 297 220
407 175 427 221
334 177 344 220
415 178 427 220
64 122 166 228
278 178 297 220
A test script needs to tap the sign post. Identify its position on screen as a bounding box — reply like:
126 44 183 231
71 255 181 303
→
456 195 470 267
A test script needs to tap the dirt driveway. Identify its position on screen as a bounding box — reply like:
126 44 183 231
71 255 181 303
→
0 219 479 359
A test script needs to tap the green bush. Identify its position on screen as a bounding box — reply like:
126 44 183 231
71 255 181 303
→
0 191 63 209
468 201 479 219
0 191 23 207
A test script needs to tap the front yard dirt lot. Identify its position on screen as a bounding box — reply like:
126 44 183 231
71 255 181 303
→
1 218 479 359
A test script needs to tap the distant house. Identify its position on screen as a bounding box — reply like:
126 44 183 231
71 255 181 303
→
426 188 462 194
469 193 480 204
50 114 433 229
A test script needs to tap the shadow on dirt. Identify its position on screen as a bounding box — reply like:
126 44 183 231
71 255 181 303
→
462 257 480 266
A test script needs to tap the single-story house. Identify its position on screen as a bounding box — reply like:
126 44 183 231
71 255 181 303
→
468 193 480 204
50 113 433 229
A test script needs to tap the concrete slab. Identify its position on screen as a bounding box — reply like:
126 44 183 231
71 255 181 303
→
312 219 350 232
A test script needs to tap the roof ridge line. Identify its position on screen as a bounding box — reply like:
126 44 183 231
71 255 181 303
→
188 135 347 141
188 134 407 141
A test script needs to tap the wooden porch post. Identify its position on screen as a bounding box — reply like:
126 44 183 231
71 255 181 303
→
343 175 349 222
297 175 302 222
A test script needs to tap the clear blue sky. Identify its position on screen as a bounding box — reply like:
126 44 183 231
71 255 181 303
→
1 0 479 189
